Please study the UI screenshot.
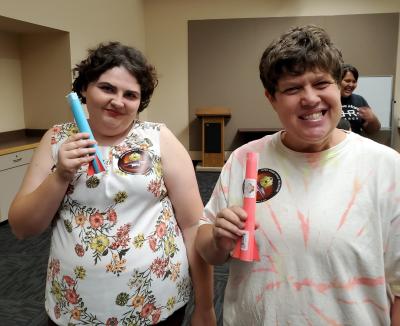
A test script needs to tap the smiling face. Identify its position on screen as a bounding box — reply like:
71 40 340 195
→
82 66 141 143
266 69 344 152
340 71 357 98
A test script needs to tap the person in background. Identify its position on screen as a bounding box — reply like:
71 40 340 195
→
196 25 400 325
340 63 381 134
8 42 216 326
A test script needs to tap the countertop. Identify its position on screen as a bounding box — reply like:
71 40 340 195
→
0 129 43 156
0 142 40 156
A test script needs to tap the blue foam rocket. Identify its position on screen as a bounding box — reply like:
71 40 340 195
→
66 92 105 175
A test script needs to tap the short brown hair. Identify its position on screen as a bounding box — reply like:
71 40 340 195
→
259 25 343 97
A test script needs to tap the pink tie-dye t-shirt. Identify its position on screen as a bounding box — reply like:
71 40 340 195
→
202 131 400 325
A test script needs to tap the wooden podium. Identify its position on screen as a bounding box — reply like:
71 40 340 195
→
196 107 231 167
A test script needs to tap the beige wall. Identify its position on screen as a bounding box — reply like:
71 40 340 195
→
188 14 398 151
0 0 146 132
143 0 400 153
2 0 400 150
20 32 72 129
395 17 400 150
0 0 146 65
0 31 25 131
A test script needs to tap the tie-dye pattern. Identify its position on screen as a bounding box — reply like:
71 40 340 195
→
202 131 400 325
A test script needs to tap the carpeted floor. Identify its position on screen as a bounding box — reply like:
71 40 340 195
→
0 171 227 326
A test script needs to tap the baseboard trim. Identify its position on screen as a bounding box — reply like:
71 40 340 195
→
195 164 222 172
189 150 233 161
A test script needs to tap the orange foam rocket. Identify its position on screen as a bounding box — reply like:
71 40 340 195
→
232 151 260 262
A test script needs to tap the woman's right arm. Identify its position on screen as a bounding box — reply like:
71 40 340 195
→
8 129 96 239
196 206 247 265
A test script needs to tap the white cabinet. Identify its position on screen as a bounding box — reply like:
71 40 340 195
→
0 149 33 222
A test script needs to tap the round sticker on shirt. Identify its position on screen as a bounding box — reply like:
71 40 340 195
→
255 168 281 202
118 149 151 175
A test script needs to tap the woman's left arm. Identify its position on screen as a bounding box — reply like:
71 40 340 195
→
359 106 381 134
392 297 400 325
160 126 216 326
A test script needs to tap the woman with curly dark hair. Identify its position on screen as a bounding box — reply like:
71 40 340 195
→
9 42 216 326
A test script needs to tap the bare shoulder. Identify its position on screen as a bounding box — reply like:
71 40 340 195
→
159 124 194 180
159 125 190 160
160 124 179 143
35 128 54 155
159 125 202 228
17 128 55 196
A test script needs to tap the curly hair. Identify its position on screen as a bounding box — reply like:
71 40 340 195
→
259 25 343 98
72 42 158 112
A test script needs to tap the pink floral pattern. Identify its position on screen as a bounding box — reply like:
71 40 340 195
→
47 121 190 325
113 200 191 325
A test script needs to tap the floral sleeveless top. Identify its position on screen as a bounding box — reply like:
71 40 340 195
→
45 121 191 325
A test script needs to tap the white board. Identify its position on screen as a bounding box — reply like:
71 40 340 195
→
355 76 393 129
